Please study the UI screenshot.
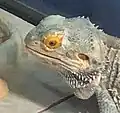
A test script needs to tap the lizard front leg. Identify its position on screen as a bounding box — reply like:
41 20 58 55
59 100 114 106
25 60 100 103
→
95 86 119 113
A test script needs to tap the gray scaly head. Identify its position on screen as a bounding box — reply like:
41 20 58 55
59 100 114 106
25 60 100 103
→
24 15 108 100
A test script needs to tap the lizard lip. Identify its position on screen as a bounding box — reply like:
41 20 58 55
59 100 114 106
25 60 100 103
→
26 45 101 90
26 45 60 60
25 45 79 71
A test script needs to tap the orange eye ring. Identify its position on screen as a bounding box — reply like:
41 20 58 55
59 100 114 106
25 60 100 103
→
43 33 63 49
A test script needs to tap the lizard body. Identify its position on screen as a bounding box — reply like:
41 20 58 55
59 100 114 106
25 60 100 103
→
24 15 120 113
0 20 11 44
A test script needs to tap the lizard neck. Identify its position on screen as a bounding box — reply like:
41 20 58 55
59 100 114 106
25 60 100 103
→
101 44 120 90
101 44 120 110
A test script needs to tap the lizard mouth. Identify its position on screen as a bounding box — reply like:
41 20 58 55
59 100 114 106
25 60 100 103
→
26 45 101 88
25 45 84 71
26 45 101 99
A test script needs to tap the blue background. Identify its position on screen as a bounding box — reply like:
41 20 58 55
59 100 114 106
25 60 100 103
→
19 0 120 36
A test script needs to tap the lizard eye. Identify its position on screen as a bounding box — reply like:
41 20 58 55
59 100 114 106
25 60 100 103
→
43 33 63 49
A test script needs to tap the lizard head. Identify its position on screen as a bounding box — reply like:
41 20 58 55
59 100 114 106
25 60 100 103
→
25 15 105 99
0 20 11 44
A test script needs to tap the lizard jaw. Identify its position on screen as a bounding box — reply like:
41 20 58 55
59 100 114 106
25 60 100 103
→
26 45 101 99
61 69 101 99
60 69 101 89
25 45 88 71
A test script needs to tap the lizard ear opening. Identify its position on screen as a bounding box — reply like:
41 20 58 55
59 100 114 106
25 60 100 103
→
77 53 89 61
75 53 90 69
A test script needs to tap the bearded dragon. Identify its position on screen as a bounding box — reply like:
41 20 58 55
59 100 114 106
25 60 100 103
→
0 19 11 99
24 15 120 113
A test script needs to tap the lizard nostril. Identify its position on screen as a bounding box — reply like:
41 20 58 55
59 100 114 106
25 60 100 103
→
33 41 40 45
66 50 75 59
34 41 38 44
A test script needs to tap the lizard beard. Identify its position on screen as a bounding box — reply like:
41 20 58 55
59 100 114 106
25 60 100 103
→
60 69 101 99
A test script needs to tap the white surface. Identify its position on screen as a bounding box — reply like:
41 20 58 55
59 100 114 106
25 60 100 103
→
0 8 98 113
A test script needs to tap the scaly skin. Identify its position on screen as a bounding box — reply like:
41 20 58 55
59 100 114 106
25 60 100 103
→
95 86 119 113
24 15 120 113
0 20 11 44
